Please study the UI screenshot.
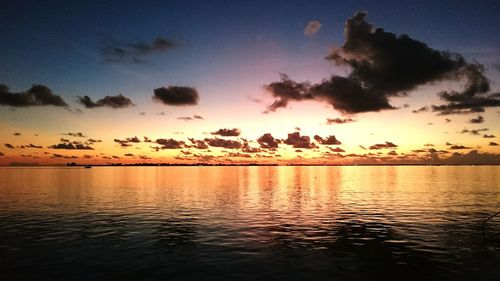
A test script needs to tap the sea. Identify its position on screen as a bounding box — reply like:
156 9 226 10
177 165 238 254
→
0 166 498 280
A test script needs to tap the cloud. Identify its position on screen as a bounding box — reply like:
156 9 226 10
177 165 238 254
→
483 134 496 138
257 133 280 149
450 145 471 150
153 86 199 106
0 152 4 156
211 128 241 137
204 138 243 149
459 128 488 135
369 142 398 150
304 20 322 36
412 106 429 113
283 132 317 149
265 11 499 115
188 138 209 149
326 117 356 124
329 147 345 153
48 142 94 150
468 116 484 123
101 37 175 64
78 94 134 109
155 138 185 149
178 115 204 121
314 135 342 145
13 132 21 136
63 132 86 138
0 84 67 107
490 142 498 146
124 153 134 157
114 136 141 147
5 143 14 149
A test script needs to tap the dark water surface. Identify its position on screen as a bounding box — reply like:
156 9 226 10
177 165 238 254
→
0 166 499 280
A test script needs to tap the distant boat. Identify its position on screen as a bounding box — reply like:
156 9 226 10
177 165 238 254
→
84 165 92 169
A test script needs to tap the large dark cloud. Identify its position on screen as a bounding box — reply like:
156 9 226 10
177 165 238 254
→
153 86 199 106
78 94 134 109
101 37 175 64
211 128 241 137
0 84 67 107
264 11 499 115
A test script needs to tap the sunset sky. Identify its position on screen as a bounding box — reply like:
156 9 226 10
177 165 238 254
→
1 0 499 165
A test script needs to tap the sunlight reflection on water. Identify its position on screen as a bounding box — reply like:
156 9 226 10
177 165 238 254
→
0 166 499 280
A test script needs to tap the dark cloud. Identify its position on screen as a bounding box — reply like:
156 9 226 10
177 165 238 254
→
0 152 4 156
13 132 21 136
257 133 280 149
211 128 241 137
153 86 199 106
114 136 141 147
265 12 499 115
178 115 204 121
78 94 134 109
459 128 488 135
483 134 496 138
86 138 102 144
468 116 484 124
284 132 317 149
48 142 94 150
101 37 175 64
450 145 471 150
412 106 429 113
204 138 242 149
326 117 356 124
445 118 451 123
63 132 86 138
155 138 185 149
490 142 498 146
369 142 398 150
0 84 67 107
5 143 14 149
188 138 209 149
314 135 342 145
329 147 345 153
304 20 322 36
124 153 134 156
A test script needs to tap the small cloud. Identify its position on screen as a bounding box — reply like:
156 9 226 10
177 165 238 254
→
257 133 280 149
100 37 175 64
460 128 489 135
284 132 317 149
78 94 134 109
468 116 484 124
5 143 14 149
369 142 398 150
62 132 86 138
489 142 498 146
211 128 241 137
153 86 199 106
304 20 322 36
13 132 21 136
314 135 342 145
48 142 94 150
412 106 429 113
483 134 496 138
326 117 356 124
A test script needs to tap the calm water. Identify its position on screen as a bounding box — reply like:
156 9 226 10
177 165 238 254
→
0 166 499 281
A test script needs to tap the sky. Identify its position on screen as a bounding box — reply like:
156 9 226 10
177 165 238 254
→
1 0 499 165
